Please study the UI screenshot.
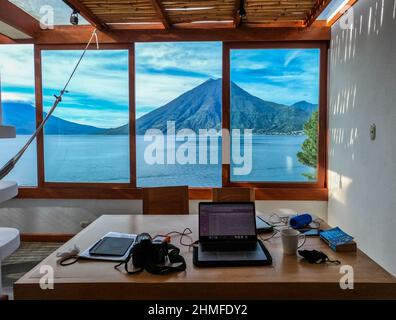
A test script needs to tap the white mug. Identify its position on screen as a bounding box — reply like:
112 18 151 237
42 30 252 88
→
281 228 306 255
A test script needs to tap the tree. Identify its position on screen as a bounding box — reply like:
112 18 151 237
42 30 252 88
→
297 111 318 180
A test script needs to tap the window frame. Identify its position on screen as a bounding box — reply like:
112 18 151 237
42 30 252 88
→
34 43 136 189
15 41 328 201
222 41 328 190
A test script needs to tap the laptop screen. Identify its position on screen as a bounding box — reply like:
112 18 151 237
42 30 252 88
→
199 202 256 241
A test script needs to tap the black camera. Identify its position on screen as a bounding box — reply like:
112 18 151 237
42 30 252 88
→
116 232 187 275
132 233 167 268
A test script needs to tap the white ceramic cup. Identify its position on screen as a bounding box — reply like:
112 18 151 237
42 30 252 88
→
281 228 306 255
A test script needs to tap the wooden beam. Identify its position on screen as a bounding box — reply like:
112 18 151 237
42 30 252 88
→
305 0 333 27
326 0 358 26
0 0 40 37
233 0 242 28
21 233 74 242
63 0 108 31
17 186 328 201
150 0 171 29
33 24 330 44
0 32 16 44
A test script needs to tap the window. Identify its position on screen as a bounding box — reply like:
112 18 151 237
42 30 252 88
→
135 42 222 187
226 44 324 185
317 0 349 21
0 45 37 186
4 40 327 200
41 48 131 183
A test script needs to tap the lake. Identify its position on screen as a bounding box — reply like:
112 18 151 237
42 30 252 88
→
0 135 315 186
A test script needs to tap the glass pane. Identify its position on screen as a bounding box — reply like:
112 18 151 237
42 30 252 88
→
41 50 130 183
9 0 89 25
230 48 320 182
0 45 37 186
317 0 347 20
135 42 222 187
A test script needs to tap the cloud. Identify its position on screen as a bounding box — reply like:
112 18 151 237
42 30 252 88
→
284 50 302 67
0 45 34 92
231 48 320 105
136 42 222 77
51 107 129 128
2 92 34 103
136 72 209 110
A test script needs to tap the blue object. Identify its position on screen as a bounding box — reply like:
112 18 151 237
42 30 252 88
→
289 214 312 229
319 227 354 251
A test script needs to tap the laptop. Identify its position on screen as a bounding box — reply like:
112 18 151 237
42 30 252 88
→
193 202 272 267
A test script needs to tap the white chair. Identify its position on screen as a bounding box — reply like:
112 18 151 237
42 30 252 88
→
0 228 20 299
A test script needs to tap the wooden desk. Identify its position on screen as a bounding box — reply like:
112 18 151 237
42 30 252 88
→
14 215 396 300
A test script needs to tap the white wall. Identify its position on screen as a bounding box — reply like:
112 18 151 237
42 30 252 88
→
328 0 396 275
0 199 327 234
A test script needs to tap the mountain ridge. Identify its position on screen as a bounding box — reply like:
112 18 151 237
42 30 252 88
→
2 79 317 135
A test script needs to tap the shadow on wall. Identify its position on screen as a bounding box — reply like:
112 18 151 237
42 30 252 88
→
328 0 394 208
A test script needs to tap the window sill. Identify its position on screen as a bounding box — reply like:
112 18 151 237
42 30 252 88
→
16 186 328 201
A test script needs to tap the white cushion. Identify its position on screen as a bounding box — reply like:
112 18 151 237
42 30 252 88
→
0 181 18 204
0 228 20 260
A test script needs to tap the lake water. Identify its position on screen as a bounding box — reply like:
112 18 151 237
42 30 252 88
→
0 135 314 186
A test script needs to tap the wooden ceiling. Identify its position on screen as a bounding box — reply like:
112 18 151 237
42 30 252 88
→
0 0 338 44
73 0 332 29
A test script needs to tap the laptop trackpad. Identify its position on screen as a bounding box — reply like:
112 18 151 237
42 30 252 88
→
198 243 267 261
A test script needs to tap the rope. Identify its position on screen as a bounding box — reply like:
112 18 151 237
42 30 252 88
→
0 29 99 180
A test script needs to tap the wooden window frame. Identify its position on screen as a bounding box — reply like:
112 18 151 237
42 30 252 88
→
16 41 328 201
34 43 136 189
222 41 328 190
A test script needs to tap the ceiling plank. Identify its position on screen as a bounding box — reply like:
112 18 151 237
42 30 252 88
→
233 0 242 28
63 0 108 31
33 24 330 45
305 0 333 27
0 32 16 44
0 1 40 37
150 0 172 29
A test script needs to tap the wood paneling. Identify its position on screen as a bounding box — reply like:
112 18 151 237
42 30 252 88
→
34 46 45 187
150 0 171 28
14 215 396 300
143 186 189 214
129 45 137 187
213 187 255 202
17 187 327 201
33 24 330 44
0 33 16 44
305 0 333 27
0 1 40 38
21 233 74 242
65 0 332 29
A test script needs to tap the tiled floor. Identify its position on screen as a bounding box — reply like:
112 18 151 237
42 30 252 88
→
1 242 63 300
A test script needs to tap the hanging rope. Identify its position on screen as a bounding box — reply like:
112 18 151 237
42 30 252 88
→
0 29 99 180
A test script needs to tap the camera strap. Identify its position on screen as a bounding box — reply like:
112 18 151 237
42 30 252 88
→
117 243 187 275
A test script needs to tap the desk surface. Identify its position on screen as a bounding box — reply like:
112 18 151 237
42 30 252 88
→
15 215 396 300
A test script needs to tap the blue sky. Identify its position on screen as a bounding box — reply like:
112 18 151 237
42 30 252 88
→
1 43 319 128
231 48 320 105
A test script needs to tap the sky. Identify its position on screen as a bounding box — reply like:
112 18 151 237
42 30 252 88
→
0 42 319 129
9 0 89 25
